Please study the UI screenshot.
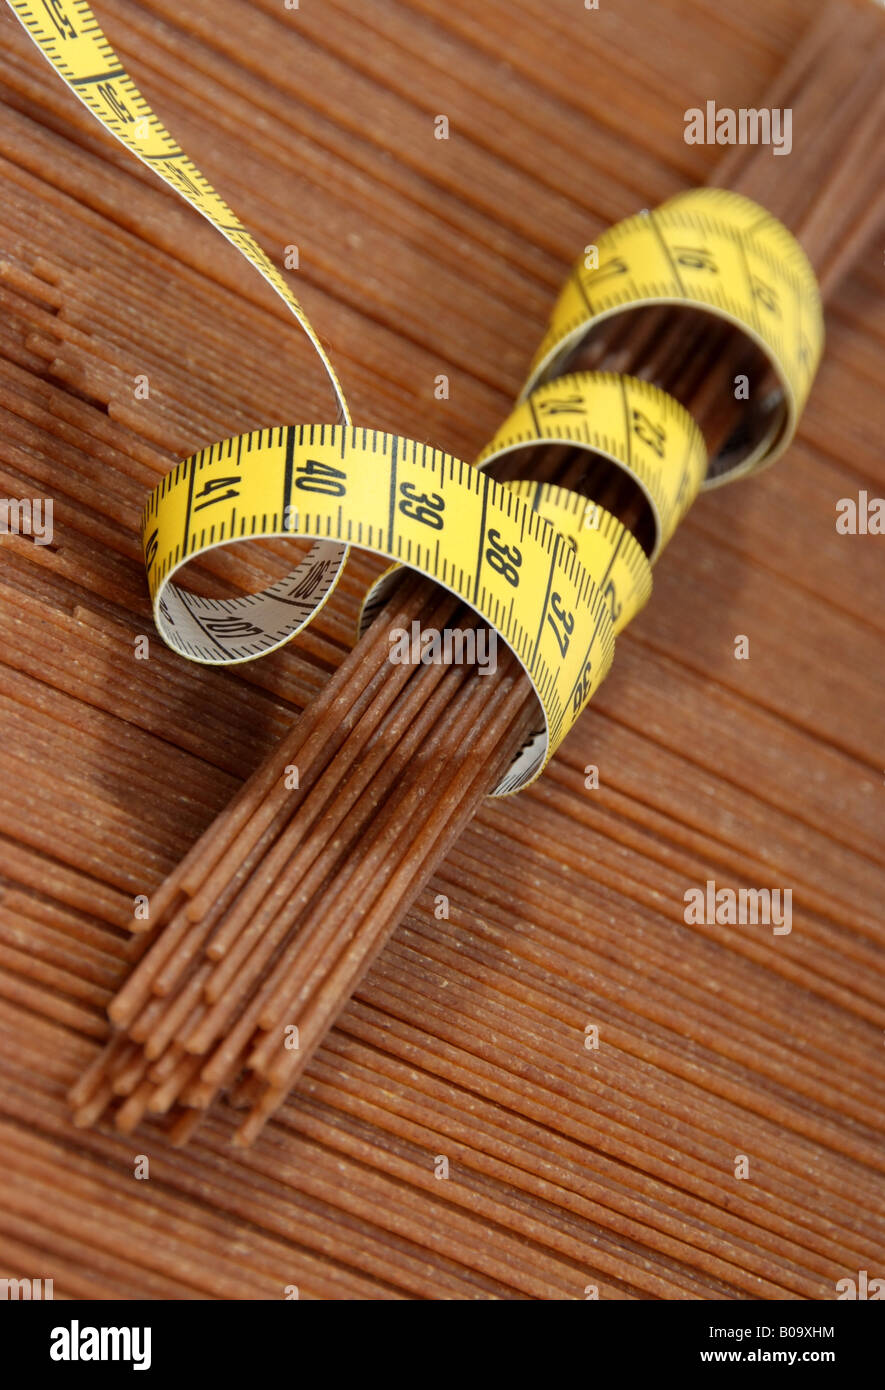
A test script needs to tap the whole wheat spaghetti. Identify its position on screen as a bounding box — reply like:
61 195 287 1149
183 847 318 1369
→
65 0 885 1146
0 0 882 1308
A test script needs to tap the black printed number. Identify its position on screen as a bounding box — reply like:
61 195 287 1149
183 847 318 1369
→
144 528 159 570
537 394 583 417
673 245 717 273
604 580 621 625
588 255 629 286
398 481 444 530
201 616 263 639
96 81 134 124
546 593 574 657
572 658 594 715
294 458 347 497
44 0 77 40
752 277 780 316
193 476 240 512
485 530 522 587
632 408 666 457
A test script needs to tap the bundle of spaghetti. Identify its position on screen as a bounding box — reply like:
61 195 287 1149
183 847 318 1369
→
0 0 883 1303
70 0 885 1146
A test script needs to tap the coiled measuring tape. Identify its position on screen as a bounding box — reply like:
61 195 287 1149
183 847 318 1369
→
9 0 824 794
525 189 823 487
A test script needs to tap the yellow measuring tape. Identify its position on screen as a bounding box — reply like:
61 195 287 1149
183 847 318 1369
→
525 189 823 487
477 372 707 559
8 0 824 794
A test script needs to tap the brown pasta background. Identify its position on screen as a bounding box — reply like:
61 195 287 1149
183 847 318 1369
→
0 0 882 1298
